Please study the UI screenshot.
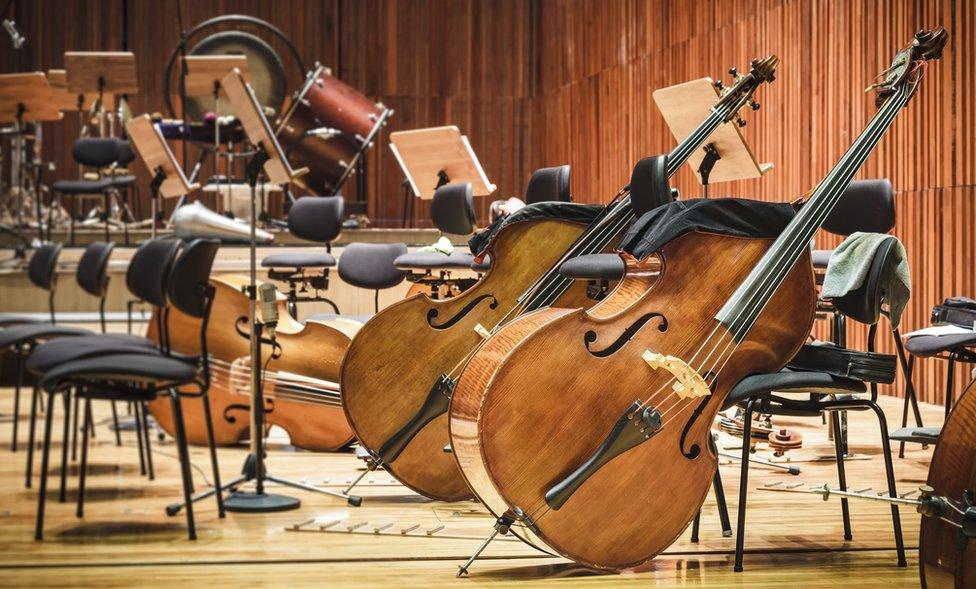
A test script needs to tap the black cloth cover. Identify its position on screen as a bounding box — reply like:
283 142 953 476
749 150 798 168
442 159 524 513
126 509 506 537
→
619 198 797 259
468 202 604 256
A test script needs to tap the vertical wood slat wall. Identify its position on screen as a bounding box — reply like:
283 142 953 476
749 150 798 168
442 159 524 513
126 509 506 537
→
1 0 973 404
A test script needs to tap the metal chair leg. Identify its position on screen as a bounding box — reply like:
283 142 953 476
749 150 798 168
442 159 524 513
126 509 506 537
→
200 393 225 517
26 383 39 487
690 510 701 543
12 346 23 452
59 391 72 503
869 401 907 567
713 461 732 537
134 403 147 476
70 393 80 462
111 401 122 446
77 399 92 518
141 402 155 480
34 392 56 540
734 398 756 572
169 391 197 540
830 410 853 540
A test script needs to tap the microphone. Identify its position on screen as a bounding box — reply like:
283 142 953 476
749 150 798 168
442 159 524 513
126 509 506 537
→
305 127 341 139
258 282 279 338
3 20 24 49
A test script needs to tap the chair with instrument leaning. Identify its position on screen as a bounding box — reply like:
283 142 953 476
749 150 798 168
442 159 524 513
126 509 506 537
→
23 238 184 488
727 235 907 572
33 239 224 541
261 196 344 319
49 137 138 245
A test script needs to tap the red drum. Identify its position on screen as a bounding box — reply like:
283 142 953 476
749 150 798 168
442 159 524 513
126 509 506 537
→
276 65 392 194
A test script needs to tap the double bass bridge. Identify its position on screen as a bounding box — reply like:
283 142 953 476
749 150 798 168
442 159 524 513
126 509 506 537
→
641 351 711 400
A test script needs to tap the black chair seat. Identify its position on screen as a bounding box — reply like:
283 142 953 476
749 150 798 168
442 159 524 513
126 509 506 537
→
811 249 833 268
0 313 42 327
471 255 491 272
904 331 976 357
723 370 866 410
559 253 625 281
261 251 336 269
42 353 198 392
889 426 941 445
27 334 158 375
0 324 91 349
394 251 474 270
52 178 114 194
108 174 136 187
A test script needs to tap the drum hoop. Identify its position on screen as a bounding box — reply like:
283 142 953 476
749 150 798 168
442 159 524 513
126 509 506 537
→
275 63 327 136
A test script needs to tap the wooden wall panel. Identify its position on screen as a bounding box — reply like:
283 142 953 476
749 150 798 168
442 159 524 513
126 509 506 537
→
2 0 973 403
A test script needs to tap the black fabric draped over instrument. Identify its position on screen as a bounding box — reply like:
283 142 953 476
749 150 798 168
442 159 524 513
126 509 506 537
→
468 202 604 256
620 198 798 260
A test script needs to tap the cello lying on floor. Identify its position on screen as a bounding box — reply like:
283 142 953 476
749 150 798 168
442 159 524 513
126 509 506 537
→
450 28 947 570
148 274 359 452
340 56 779 501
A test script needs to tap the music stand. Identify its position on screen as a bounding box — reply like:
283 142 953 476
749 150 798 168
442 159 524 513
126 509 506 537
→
0 73 62 239
389 126 496 225
653 77 772 195
175 67 349 514
126 114 200 238
64 52 138 136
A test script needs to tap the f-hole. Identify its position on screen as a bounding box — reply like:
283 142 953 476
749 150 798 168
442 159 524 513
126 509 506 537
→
583 312 668 357
427 294 499 330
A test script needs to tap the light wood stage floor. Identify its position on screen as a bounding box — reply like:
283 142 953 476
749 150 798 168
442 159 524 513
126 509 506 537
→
0 386 944 587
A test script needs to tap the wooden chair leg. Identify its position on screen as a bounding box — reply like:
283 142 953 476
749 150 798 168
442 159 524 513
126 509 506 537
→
77 399 92 518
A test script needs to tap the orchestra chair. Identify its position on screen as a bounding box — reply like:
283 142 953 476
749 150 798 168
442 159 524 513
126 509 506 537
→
33 239 223 541
1 242 122 453
727 236 907 572
49 137 138 245
394 182 479 299
0 243 62 328
261 196 343 319
24 238 183 488
337 242 408 316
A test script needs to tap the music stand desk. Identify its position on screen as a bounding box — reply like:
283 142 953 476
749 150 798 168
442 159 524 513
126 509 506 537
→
184 55 249 97
126 114 199 199
389 126 496 199
0 73 62 123
47 69 115 112
64 52 139 95
653 77 772 184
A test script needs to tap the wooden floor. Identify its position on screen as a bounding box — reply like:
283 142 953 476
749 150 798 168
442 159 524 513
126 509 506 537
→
0 387 942 587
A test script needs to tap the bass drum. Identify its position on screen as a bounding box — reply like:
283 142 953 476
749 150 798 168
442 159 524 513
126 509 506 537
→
277 99 358 195
185 31 287 121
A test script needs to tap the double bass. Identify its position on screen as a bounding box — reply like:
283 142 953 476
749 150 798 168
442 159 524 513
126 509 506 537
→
148 275 358 452
340 57 779 500
449 29 948 570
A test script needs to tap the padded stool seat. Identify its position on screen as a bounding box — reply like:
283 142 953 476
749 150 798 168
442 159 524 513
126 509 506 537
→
51 178 114 194
889 426 941 445
42 353 198 392
559 253 625 281
904 331 976 357
394 251 474 270
108 174 136 186
261 251 337 269
723 370 866 410
811 249 833 268
27 334 158 375
0 324 90 349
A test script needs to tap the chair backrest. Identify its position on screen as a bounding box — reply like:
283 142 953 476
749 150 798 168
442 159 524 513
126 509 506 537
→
823 178 895 236
167 239 220 318
338 243 408 290
115 140 136 166
831 236 901 326
525 165 571 204
27 243 62 291
72 137 127 169
431 182 475 235
287 196 344 244
126 238 183 307
75 241 115 297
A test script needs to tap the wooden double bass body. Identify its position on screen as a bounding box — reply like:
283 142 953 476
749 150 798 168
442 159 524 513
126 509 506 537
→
341 217 601 501
450 231 816 569
148 274 358 452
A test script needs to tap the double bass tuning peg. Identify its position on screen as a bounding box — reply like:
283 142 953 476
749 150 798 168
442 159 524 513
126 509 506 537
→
728 66 738 77
736 117 747 128
713 79 725 91
749 100 761 111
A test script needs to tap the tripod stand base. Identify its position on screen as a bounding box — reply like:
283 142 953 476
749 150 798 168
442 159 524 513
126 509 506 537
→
223 490 300 513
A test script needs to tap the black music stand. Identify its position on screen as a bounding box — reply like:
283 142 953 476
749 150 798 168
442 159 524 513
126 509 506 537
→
169 67 358 515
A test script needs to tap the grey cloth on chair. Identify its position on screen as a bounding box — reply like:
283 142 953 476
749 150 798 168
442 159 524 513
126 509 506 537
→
822 232 911 329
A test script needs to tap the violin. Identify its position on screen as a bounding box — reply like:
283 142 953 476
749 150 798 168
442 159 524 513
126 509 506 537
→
340 56 779 501
449 29 947 570
147 274 358 452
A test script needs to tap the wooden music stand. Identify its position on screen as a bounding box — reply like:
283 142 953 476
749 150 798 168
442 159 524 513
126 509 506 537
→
126 114 200 238
220 67 307 185
0 73 62 124
184 55 249 97
389 125 496 200
47 69 115 112
64 52 139 95
653 78 772 189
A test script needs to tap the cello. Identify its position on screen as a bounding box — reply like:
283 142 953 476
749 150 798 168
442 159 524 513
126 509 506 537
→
148 274 358 452
340 57 779 501
449 29 948 570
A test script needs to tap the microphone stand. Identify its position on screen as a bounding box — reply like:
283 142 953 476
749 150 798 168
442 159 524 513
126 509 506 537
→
166 142 360 517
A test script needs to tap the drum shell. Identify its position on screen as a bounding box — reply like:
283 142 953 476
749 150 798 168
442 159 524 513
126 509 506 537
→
304 73 385 141
278 103 357 194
